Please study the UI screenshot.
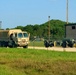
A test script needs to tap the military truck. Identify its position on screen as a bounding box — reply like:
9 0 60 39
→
0 29 30 48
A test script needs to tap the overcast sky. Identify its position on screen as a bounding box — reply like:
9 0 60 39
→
0 0 76 29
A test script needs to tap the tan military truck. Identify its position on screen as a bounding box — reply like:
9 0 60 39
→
0 29 30 48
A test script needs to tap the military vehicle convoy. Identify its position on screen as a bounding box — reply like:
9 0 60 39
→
0 29 30 48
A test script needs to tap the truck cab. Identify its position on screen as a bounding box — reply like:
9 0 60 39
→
9 32 29 48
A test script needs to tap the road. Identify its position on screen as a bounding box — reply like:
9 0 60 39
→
28 46 76 52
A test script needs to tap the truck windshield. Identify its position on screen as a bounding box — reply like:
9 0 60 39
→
18 33 23 38
23 33 28 37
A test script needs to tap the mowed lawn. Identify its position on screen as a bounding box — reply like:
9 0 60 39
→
0 48 76 75
29 41 44 47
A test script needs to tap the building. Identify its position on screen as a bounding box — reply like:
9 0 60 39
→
65 23 76 40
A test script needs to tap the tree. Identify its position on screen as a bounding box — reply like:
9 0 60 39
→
13 19 68 40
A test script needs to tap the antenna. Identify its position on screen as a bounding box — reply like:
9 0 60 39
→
66 0 68 24
48 16 50 41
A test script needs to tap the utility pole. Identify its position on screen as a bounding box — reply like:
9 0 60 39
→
0 21 2 29
66 0 68 24
48 16 50 41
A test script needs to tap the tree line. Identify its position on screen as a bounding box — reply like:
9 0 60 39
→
12 19 67 40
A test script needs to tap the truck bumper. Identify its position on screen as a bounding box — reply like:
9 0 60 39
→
17 41 29 47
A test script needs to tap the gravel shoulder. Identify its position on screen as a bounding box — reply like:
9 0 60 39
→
28 46 76 52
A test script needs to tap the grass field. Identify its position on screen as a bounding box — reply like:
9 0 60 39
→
0 48 76 75
29 41 44 47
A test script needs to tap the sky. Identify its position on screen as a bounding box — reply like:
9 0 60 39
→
0 0 76 29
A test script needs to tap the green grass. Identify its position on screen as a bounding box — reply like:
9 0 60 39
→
0 48 76 75
29 41 44 47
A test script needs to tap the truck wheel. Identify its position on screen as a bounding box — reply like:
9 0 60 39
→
1 41 4 47
61 42 66 48
9 44 17 48
12 44 17 48
23 45 28 48
9 40 17 48
44 40 49 47
0 42 1 47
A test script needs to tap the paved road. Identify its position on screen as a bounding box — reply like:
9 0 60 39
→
28 46 76 52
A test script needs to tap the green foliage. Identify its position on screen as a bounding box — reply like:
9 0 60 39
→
29 41 44 47
14 19 67 40
43 19 66 39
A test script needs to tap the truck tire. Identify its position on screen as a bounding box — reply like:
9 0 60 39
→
0 42 1 47
4 42 8 47
0 41 5 47
44 40 49 47
61 41 66 48
9 40 17 48
23 45 28 48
